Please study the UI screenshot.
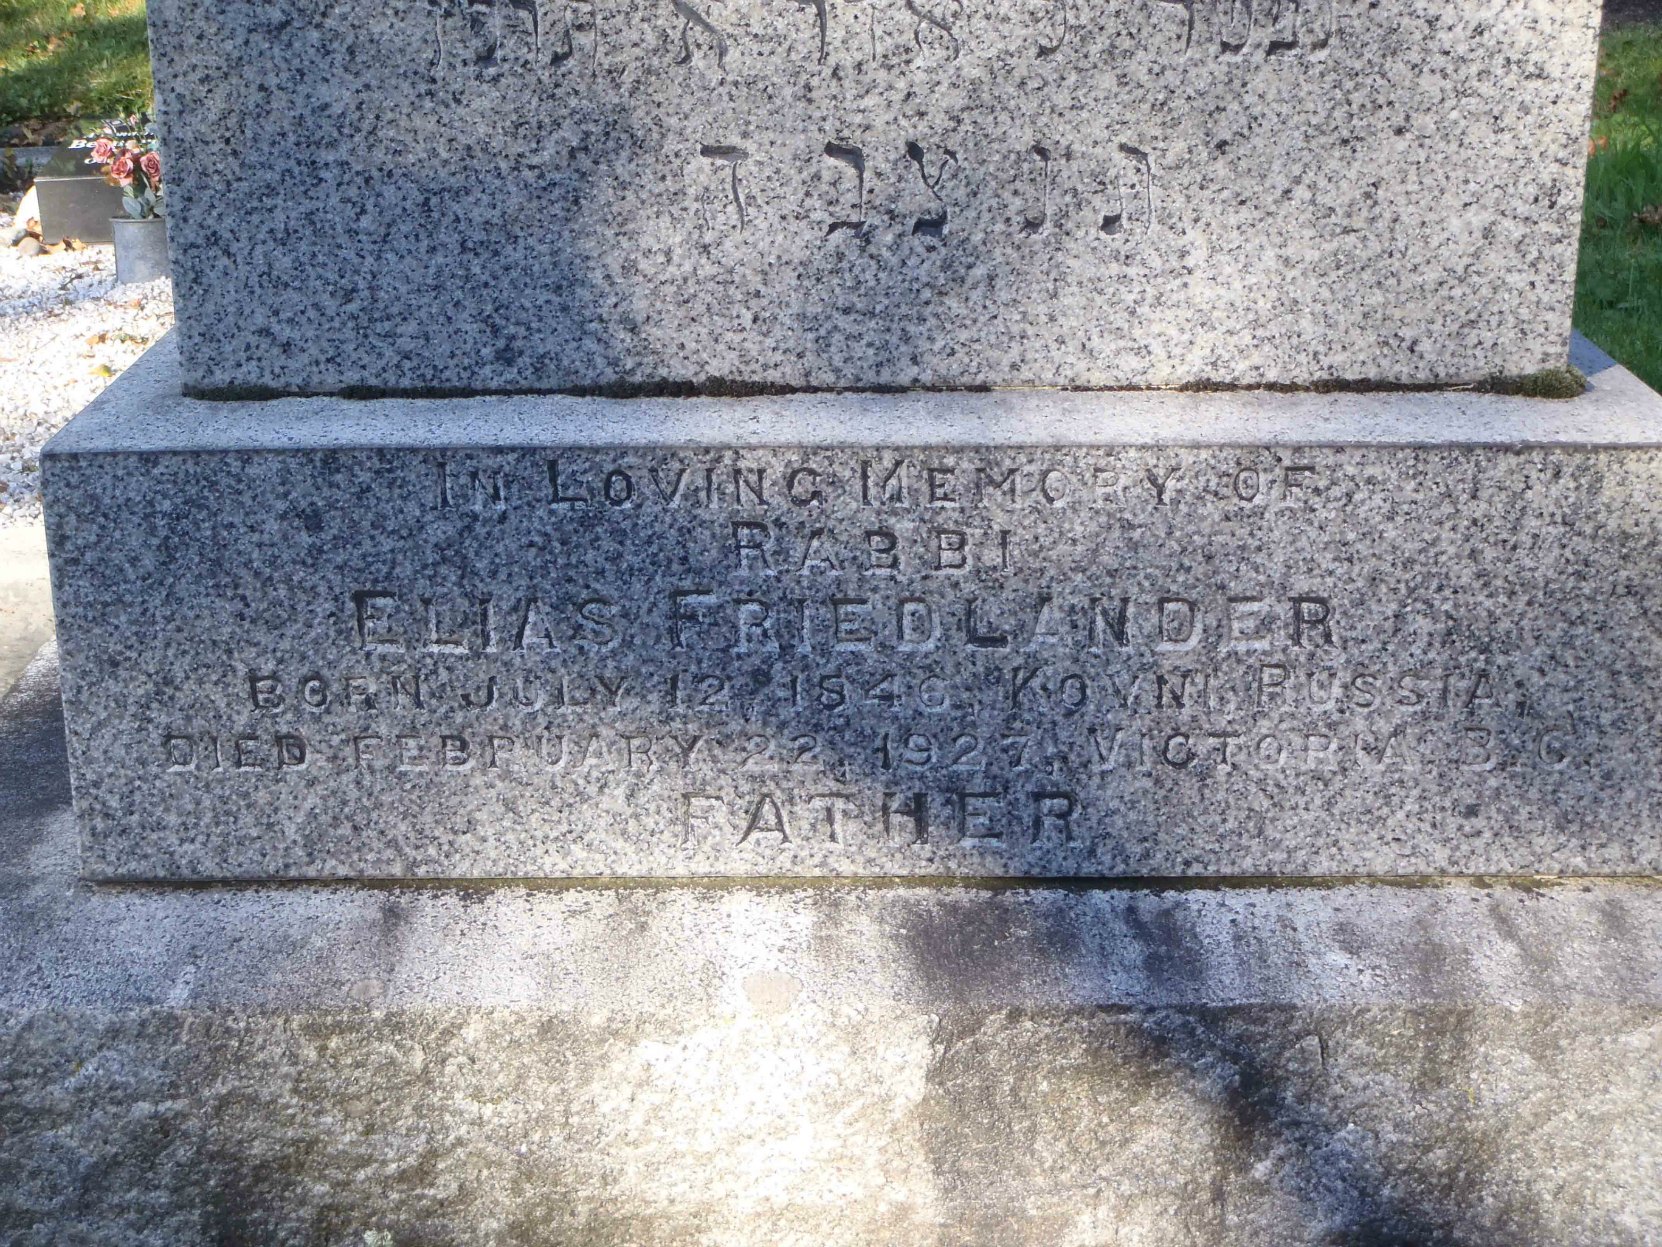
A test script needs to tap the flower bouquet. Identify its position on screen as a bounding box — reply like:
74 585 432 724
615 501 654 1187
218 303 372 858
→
83 117 170 283
84 117 164 220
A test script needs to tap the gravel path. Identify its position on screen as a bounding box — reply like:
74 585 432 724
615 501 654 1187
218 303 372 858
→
0 204 174 529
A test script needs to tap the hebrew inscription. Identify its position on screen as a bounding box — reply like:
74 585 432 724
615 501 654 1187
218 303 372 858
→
431 0 1342 75
49 436 1662 880
1156 0 1333 55
150 0 1599 391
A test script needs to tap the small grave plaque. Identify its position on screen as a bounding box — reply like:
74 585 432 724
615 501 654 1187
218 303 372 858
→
33 143 123 245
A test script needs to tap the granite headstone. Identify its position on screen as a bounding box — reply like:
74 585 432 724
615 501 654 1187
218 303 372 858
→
43 0 1619 881
19 0 1662 1238
147 0 1599 395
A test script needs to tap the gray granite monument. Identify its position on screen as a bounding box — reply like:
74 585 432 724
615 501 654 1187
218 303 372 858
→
45 0 1626 882
13 0 1662 1241
149 0 1596 394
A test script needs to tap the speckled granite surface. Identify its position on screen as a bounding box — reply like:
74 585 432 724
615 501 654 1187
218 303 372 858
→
40 336 1662 880
147 0 1598 395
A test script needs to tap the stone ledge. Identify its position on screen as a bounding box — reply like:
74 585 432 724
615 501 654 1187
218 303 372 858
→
40 333 1662 457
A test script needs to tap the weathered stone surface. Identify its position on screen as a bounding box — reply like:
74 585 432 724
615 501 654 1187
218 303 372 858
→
41 337 1662 880
7 1004 1662 1247
147 0 1598 395
2 648 1661 1245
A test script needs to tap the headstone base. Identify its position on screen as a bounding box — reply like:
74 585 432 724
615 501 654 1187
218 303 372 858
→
40 334 1662 880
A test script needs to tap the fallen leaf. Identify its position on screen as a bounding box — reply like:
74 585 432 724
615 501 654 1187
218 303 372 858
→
86 331 108 346
1636 205 1662 228
69 3 86 15
91 364 115 378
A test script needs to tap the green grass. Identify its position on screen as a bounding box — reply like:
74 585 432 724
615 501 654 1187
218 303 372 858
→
0 0 150 138
1576 23 1662 391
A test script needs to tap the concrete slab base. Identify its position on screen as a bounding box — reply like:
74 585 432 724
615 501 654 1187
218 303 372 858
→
2 645 1659 1244
0 521 52 699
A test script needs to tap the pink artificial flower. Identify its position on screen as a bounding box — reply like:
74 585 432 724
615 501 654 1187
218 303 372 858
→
139 151 161 184
109 154 135 186
90 138 114 163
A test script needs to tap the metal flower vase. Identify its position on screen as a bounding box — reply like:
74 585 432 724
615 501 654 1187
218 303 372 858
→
111 215 169 285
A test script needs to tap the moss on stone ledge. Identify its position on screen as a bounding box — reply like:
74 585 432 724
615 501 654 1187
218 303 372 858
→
1480 366 1588 400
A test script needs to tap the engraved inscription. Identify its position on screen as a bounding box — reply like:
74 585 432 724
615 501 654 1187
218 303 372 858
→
824 141 870 236
792 0 829 63
1155 0 1197 52
1036 0 1071 57
702 141 1158 242
434 0 612 71
905 140 958 238
1155 0 1334 57
1021 144 1052 235
905 0 964 63
143 446 1623 879
466 0 503 66
699 143 751 231
546 0 599 70
1264 0 1332 54
672 0 728 68
1101 143 1152 236
422 0 1210 248
429 0 1344 70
